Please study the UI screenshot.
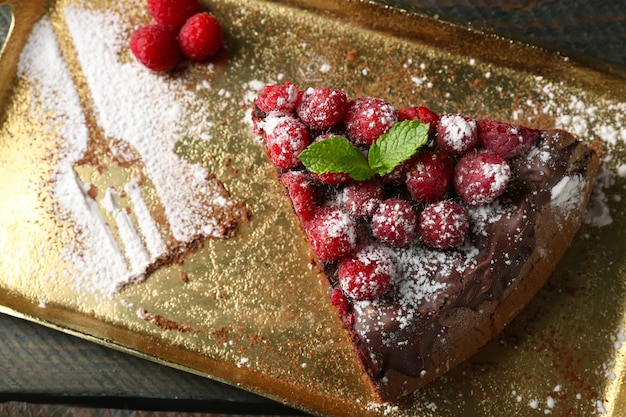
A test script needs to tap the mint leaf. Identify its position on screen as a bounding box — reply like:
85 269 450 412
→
368 120 430 176
298 121 429 181
298 136 374 181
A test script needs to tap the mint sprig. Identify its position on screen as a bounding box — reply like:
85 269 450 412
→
298 120 430 181
298 136 374 181
368 120 430 176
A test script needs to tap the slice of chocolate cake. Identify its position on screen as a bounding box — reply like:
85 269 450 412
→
252 82 601 401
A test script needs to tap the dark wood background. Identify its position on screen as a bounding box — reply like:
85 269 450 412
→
1 1 625 416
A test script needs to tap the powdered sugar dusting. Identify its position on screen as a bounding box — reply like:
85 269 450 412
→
16 7 242 296
551 175 586 214
327 208 357 244
366 401 400 415
438 114 477 154
101 187 151 276
527 77 625 228
18 18 131 295
395 243 474 306
584 166 615 227
351 238 478 346
483 161 511 194
125 178 167 259
64 6 238 242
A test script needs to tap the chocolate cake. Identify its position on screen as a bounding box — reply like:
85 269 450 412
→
252 82 601 401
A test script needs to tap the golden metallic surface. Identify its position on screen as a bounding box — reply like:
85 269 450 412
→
0 0 625 416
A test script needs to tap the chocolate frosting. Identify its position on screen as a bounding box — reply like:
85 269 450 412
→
348 131 591 382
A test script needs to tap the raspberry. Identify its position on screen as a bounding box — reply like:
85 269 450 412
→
478 119 540 159
343 180 385 218
178 12 223 61
436 114 478 156
330 288 353 325
256 82 301 114
418 200 469 249
279 171 316 221
305 206 358 262
397 105 439 135
337 245 396 301
371 198 417 247
311 171 352 185
147 0 199 31
454 149 511 205
263 114 310 170
297 87 348 131
129 25 181 72
405 151 454 203
344 97 398 145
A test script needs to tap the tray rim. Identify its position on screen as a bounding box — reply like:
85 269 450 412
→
287 0 626 95
366 0 626 81
1 0 625 416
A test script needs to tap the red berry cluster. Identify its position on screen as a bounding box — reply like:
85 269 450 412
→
254 82 540 304
129 0 223 72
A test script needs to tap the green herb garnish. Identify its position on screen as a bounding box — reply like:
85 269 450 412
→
298 136 374 181
298 120 430 181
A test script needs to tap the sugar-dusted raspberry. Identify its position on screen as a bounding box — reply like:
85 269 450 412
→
337 245 396 301
178 12 223 61
418 200 469 249
263 114 310 170
344 97 398 145
330 288 353 325
129 25 181 72
436 114 478 156
305 206 358 262
405 151 454 203
397 105 439 135
256 82 301 114
371 198 417 247
147 0 199 31
297 87 348 131
454 149 511 205
343 180 385 218
279 171 316 221
478 119 540 159
311 171 352 185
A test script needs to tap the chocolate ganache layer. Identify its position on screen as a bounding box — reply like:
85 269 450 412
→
342 130 598 399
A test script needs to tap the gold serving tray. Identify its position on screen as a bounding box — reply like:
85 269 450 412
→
1 0 626 416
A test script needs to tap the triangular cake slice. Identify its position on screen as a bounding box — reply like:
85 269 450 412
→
252 82 600 401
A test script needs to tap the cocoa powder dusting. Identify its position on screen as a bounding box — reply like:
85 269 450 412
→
137 308 199 332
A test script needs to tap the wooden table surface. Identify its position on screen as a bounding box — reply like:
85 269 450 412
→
1 1 625 416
